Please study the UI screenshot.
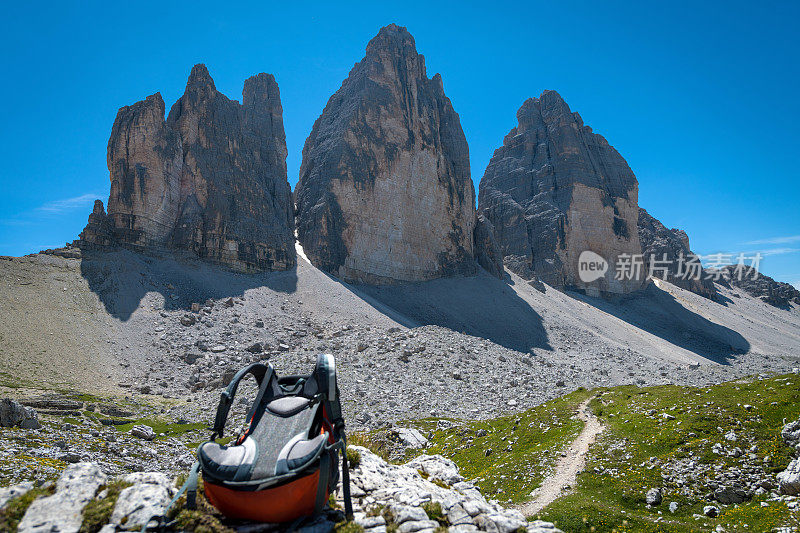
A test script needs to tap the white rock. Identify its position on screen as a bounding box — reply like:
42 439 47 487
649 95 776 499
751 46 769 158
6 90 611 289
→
778 458 800 495
397 519 439 533
110 483 171 529
0 481 34 509
120 472 171 487
18 462 107 533
0 399 40 429
703 505 719 517
406 454 464 485
395 428 428 449
393 504 429 524
130 425 155 441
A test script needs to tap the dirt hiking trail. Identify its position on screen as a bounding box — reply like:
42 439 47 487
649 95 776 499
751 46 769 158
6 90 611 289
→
518 397 604 517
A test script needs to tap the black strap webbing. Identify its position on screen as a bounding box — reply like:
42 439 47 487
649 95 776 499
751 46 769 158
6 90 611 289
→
325 391 353 521
211 363 271 438
314 449 331 514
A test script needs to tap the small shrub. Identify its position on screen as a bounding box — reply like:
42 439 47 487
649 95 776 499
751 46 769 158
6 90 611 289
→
422 501 447 526
80 480 132 533
348 432 391 462
167 478 232 533
334 520 364 533
366 504 385 517
328 493 341 509
171 509 233 533
431 478 450 490
346 446 361 469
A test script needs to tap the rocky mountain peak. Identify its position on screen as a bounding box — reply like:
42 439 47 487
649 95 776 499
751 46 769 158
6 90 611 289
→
80 64 295 272
243 72 280 108
478 92 644 294
637 208 717 300
295 25 480 284
365 23 418 58
185 63 216 92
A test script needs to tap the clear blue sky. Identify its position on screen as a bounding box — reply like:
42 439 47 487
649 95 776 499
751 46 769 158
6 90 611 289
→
2 1 798 287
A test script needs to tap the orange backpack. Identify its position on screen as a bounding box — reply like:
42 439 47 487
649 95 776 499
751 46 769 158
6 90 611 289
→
148 354 353 530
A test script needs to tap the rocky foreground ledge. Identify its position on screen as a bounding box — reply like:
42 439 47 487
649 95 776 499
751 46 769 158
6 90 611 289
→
0 446 561 533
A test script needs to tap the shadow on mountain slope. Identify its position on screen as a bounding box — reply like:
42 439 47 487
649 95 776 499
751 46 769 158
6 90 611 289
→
566 283 749 364
353 271 552 353
80 248 297 321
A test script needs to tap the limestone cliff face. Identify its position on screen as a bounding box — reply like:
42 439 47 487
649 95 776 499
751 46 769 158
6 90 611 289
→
295 24 477 284
81 65 295 272
478 92 645 295
637 208 718 299
106 93 182 248
167 65 295 271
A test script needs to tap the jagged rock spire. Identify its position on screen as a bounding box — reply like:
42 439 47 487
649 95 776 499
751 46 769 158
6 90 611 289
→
81 64 295 272
295 24 478 284
479 91 645 295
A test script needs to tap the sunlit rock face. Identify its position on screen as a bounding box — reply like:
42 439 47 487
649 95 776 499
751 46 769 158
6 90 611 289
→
295 24 477 284
478 92 645 295
81 64 295 272
106 93 183 249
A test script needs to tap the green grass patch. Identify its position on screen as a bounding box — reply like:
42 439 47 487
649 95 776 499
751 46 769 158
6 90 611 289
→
334 520 365 533
346 446 361 469
111 418 207 439
422 501 447 526
0 485 56 531
80 480 132 533
410 387 593 504
538 373 800 532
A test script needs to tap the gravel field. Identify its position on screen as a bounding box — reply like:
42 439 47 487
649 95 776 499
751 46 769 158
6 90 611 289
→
1 248 798 430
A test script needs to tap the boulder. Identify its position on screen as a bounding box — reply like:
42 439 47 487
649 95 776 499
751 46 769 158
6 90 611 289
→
406 454 464 485
130 425 155 441
295 24 477 284
109 473 172 529
778 458 800 495
0 399 41 429
17 462 106 533
79 64 295 272
637 208 717 299
713 485 749 504
478 92 645 295
782 417 800 451
645 487 662 506
393 427 429 450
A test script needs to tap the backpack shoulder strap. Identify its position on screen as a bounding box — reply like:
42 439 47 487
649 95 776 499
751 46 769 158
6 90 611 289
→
211 362 273 439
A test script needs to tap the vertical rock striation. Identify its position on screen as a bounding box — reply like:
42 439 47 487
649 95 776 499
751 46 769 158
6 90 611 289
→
105 93 182 248
295 24 477 284
478 92 645 295
80 65 295 272
167 65 295 271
